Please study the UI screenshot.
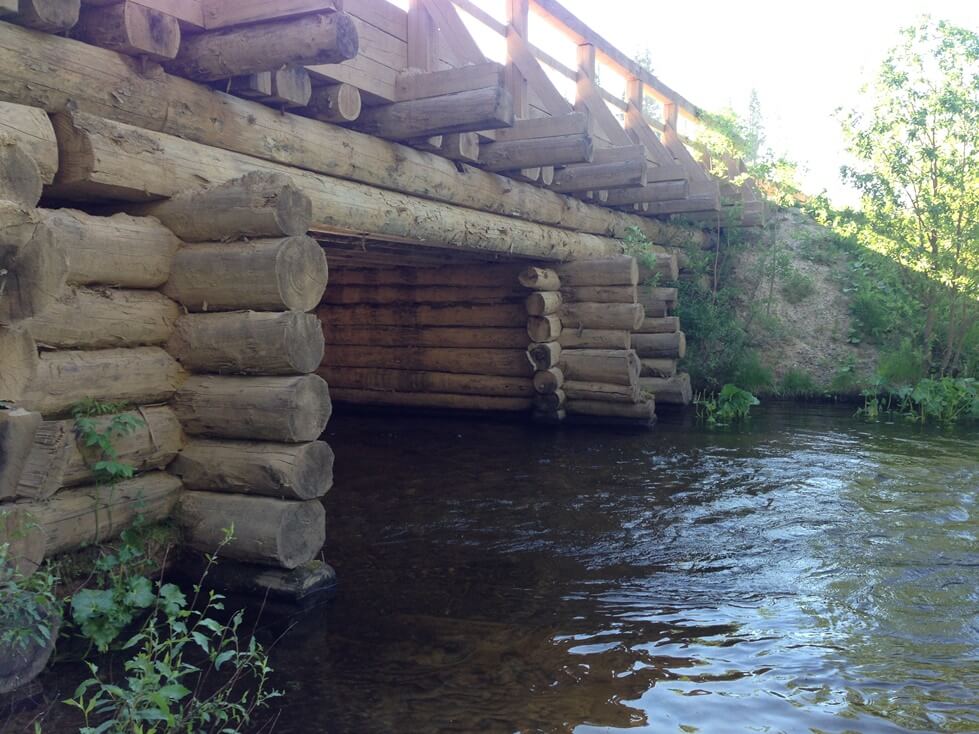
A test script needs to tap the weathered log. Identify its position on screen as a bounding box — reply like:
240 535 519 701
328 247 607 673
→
532 367 564 395
566 398 656 422
25 288 180 349
321 324 529 349
0 327 38 402
0 21 705 247
560 302 645 331
640 359 677 379
0 404 40 499
636 316 680 334
605 179 690 206
262 67 312 108
0 201 39 268
325 346 534 378
170 439 333 500
562 285 637 304
329 388 533 412
533 389 566 412
7 0 79 32
356 86 514 140
632 331 686 359
319 367 534 398
517 267 560 291
0 505 45 576
73 1 180 61
638 287 678 311
0 102 58 183
171 374 332 442
162 236 328 313
19 347 186 417
532 407 566 424
525 291 561 317
438 133 480 163
322 284 519 305
556 256 638 286
638 252 680 282
0 219 68 325
563 380 640 404
0 603 59 694
321 303 525 328
165 12 359 81
479 134 593 171
550 158 647 193
328 264 523 288
0 136 42 207
167 311 324 376
177 491 324 569
126 171 312 242
559 349 640 387
41 208 181 289
526 342 561 371
306 83 362 123
225 71 272 98
527 315 562 343
8 419 70 501
558 328 630 350
29 472 182 556
639 373 692 405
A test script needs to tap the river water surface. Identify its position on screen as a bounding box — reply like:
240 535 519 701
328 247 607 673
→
265 406 979 733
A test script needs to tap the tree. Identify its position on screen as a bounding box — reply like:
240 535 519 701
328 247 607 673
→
841 18 979 375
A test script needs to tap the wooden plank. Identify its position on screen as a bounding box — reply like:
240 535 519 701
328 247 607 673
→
508 29 571 116
406 0 434 71
494 112 590 142
202 0 339 30
396 62 505 101
505 0 529 117
421 0 484 64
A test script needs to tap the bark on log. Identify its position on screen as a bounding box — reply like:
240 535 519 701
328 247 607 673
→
0 219 68 326
0 21 705 247
325 346 534 377
0 101 58 183
550 158 647 193
8 419 70 501
25 288 180 349
439 133 480 163
165 12 358 81
0 201 39 269
167 311 324 376
479 134 593 171
41 209 181 289
329 387 533 412
556 256 638 286
0 136 42 207
566 398 655 422
517 267 560 291
525 291 561 317
177 491 324 569
170 438 333 500
632 331 686 359
0 405 40 499
306 83 362 123
321 324 529 349
171 374 332 442
636 316 680 334
532 367 564 395
162 236 328 313
640 358 677 379
639 373 692 405
356 87 514 140
0 505 45 576
318 366 534 398
321 303 525 328
73 1 181 61
29 472 182 556
560 302 644 331
262 66 312 108
126 172 312 242
8 0 79 32
19 347 186 417
557 328 630 350
0 326 38 402
527 315 561 343
526 342 561 371
639 287 678 311
563 380 641 404
559 349 640 387
562 285 637 304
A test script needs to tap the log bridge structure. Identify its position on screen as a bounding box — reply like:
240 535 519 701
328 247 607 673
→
0 0 761 602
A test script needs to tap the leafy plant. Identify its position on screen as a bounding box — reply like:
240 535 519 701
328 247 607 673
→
732 352 775 393
0 538 59 653
695 384 761 425
72 402 146 485
780 368 818 398
857 377 979 424
781 269 816 304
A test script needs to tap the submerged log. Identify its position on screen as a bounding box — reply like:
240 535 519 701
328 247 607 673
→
318 366 534 398
0 102 58 183
558 329 630 350
517 267 560 292
639 373 692 405
325 346 534 378
171 374 332 442
321 324 529 349
329 388 533 412
560 302 645 331
559 349 640 387
73 1 181 61
177 491 325 569
556 256 638 287
167 311 324 376
0 405 40 499
631 331 686 359
0 326 38 403
563 380 640 404
0 136 42 207
171 439 333 500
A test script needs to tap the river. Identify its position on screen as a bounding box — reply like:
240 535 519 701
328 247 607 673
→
265 405 979 733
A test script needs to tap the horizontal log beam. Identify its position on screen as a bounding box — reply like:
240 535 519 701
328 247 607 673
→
355 86 514 140
329 388 533 412
395 62 506 101
479 134 593 171
550 158 647 193
320 324 529 349
319 366 535 398
73 1 180 61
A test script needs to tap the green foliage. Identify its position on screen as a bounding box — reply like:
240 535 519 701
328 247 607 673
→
878 339 929 385
781 269 816 304
780 369 818 398
0 539 59 653
732 351 775 393
858 377 979 424
72 401 145 485
621 226 663 286
695 384 761 426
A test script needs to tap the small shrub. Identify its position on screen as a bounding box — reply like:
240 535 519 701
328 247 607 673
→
732 352 775 393
781 270 816 304
858 377 979 424
877 339 928 386
0 540 59 654
780 368 817 398
696 384 761 425
848 287 894 344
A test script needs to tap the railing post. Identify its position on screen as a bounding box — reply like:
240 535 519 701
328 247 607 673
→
575 42 596 113
407 0 436 72
506 0 529 118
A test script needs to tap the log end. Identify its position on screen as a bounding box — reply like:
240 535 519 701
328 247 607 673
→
290 374 333 441
276 236 329 312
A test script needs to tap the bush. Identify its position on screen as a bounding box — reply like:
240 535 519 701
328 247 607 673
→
781 270 816 304
696 384 761 425
780 368 818 397
877 339 928 386
732 351 775 393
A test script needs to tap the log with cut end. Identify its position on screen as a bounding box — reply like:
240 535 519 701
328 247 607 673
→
73 1 181 61
0 405 40 499
41 209 181 289
8 420 70 501
165 12 358 81
0 202 39 269
525 291 561 317
7 0 79 32
28 472 182 556
559 349 640 387
177 491 324 569
0 219 69 325
0 102 58 184
325 346 534 378
356 87 514 140
167 311 324 376
550 158 647 194
640 359 677 379
632 331 686 359
560 302 645 331
558 329 630 350
170 439 333 500
126 171 312 242
18 347 186 417
638 251 680 282
0 136 42 207
25 288 180 349
563 380 640 404
636 316 680 334
639 373 692 405
533 367 564 395
526 342 561 371
0 505 45 577
262 67 312 108
329 388 533 413
518 267 560 292
172 374 332 442
556 256 638 287
323 303 525 328
479 134 593 171
566 398 656 422
0 327 38 403
318 366 534 398
562 285 637 304
534 389 566 412
306 83 362 123
639 287 678 312
163 236 328 312
439 133 480 163
527 315 561 343
321 324 529 349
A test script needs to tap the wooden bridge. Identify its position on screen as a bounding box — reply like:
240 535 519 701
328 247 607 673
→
0 0 758 604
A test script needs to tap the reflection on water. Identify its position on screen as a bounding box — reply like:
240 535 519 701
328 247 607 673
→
268 406 979 733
